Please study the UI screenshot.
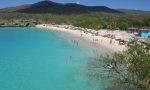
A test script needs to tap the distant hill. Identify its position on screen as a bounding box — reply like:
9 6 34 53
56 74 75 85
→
0 5 30 13
0 0 121 14
0 0 149 29
117 9 150 14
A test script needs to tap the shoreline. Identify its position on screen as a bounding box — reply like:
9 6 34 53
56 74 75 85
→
36 24 129 52
0 25 33 27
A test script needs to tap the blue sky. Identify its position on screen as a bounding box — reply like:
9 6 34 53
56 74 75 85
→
0 0 150 11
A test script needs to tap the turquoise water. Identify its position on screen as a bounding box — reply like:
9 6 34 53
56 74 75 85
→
0 27 108 90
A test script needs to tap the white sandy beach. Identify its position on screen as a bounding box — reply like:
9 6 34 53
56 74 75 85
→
36 24 129 52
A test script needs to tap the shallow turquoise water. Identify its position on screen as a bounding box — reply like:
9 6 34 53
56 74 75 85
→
0 27 108 90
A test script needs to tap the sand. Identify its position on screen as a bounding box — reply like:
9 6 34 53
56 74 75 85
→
36 24 127 52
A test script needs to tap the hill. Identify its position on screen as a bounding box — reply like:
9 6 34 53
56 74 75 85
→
0 1 149 29
0 0 120 14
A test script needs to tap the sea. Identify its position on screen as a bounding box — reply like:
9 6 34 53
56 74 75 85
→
0 27 110 90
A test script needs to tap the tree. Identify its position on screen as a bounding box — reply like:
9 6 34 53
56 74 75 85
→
92 38 150 90
144 18 150 26
107 21 118 30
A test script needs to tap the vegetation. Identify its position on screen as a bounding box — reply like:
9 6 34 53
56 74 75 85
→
0 12 150 29
91 38 150 90
0 1 150 29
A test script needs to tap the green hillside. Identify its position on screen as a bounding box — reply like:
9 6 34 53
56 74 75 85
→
0 1 150 29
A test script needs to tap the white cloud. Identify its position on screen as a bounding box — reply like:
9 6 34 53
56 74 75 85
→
76 1 80 4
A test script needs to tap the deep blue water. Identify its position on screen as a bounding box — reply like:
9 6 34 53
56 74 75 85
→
0 27 108 90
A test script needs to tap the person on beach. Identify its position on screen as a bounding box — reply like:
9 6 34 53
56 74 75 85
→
113 41 115 44
93 39 94 42
110 39 112 44
101 40 103 43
